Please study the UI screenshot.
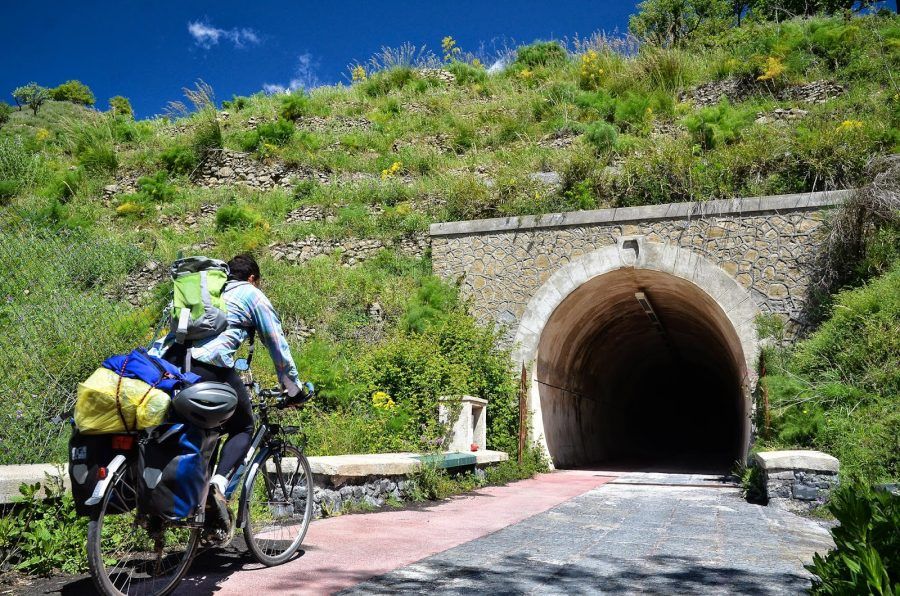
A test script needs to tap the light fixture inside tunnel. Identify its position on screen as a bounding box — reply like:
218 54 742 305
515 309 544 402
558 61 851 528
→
634 291 664 334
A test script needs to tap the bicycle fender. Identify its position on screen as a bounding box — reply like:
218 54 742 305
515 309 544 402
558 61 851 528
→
236 447 269 528
85 454 128 506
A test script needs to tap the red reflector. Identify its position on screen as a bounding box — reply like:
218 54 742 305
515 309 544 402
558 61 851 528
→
98 467 108 480
111 435 134 450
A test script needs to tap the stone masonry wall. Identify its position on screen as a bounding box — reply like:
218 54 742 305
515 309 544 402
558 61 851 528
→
431 191 848 345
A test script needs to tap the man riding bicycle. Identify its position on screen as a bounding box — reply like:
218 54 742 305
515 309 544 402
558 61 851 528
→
152 254 312 525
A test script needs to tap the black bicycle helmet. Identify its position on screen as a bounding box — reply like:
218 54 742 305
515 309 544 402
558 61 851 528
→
172 382 238 429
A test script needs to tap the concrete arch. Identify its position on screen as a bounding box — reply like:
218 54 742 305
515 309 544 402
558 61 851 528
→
512 237 760 470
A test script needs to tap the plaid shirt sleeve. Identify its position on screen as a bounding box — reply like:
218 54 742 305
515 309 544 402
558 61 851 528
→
249 291 301 391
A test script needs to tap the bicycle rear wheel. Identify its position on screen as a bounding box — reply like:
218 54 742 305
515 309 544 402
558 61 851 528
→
242 444 313 566
87 465 199 596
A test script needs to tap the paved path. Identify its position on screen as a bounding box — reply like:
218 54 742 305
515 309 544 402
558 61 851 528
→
179 470 614 595
344 476 833 595
39 471 833 595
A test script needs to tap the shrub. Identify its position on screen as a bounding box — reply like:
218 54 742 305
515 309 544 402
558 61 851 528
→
281 92 311 120
683 99 756 150
192 118 222 155
635 47 693 92
108 95 133 118
0 479 89 574
584 121 618 153
447 61 487 85
293 179 319 202
216 204 261 231
514 41 568 69
806 484 899 595
77 143 117 174
0 102 11 127
44 168 83 202
50 80 95 106
222 94 250 111
136 171 177 202
160 144 198 175
629 0 732 47
359 67 416 97
257 118 295 146
0 179 17 204
0 137 44 191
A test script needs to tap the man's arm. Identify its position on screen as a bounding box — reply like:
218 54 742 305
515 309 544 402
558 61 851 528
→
249 292 302 395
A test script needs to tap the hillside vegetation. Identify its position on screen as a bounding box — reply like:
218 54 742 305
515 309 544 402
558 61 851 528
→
1 13 899 467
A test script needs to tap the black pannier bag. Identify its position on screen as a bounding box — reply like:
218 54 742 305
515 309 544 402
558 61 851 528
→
69 429 136 517
137 422 218 520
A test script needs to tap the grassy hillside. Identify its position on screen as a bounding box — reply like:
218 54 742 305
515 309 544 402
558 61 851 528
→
1 13 898 465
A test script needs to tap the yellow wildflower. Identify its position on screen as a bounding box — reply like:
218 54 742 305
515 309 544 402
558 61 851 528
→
757 56 785 82
372 391 395 410
519 68 534 81
35 128 51 142
472 58 483 69
836 119 864 132
351 64 367 83
442 36 461 62
579 50 605 89
381 160 402 180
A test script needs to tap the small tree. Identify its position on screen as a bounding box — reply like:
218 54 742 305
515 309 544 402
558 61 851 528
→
12 83 48 116
749 0 877 19
50 80 95 106
0 102 12 127
108 95 133 118
629 0 733 47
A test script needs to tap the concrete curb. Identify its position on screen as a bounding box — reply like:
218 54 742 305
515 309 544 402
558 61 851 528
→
430 189 851 237
0 451 509 504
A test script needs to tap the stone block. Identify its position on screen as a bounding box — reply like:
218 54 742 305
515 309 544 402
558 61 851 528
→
755 450 839 474
792 483 821 501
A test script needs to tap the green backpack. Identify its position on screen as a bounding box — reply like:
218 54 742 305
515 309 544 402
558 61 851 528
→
170 256 230 344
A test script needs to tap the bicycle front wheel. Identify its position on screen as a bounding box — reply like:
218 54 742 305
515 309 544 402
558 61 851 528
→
87 464 199 596
242 444 313 566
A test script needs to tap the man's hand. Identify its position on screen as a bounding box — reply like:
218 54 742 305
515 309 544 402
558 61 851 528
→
284 381 314 405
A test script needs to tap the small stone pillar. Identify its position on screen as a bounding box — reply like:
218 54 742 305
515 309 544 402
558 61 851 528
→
439 396 488 452
755 450 839 512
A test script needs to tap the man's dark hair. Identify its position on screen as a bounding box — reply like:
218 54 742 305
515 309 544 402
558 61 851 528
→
228 254 261 282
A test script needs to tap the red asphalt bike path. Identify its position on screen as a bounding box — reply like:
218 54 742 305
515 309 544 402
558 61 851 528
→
190 470 615 595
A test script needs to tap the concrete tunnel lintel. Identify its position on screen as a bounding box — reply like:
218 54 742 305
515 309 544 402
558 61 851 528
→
512 238 760 470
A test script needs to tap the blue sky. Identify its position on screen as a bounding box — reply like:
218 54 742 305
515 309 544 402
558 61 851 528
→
0 1 638 119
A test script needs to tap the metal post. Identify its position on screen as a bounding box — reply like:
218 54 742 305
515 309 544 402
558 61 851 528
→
518 363 527 465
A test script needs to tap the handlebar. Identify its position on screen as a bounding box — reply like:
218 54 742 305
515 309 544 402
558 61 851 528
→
258 386 314 409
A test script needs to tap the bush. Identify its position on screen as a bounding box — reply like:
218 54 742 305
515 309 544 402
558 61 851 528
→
359 67 415 97
683 99 756 150
257 118 295 146
192 118 222 155
222 95 250 111
44 168 83 202
0 102 11 127
806 484 899 595
50 80 95 106
0 479 89 574
281 92 312 120
216 204 262 231
584 121 618 153
77 143 117 174
135 171 177 202
0 137 44 191
108 95 133 118
160 144 198 175
514 41 568 69
0 179 17 204
447 61 487 85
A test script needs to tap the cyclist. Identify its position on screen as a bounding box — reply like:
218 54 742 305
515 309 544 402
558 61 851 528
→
153 254 312 525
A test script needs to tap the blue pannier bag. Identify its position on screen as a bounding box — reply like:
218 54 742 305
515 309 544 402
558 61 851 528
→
137 422 217 520
103 348 201 396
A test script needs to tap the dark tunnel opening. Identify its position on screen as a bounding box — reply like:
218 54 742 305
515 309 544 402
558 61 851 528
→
535 268 748 472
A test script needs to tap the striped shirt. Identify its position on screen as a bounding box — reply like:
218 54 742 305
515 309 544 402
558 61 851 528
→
151 281 301 391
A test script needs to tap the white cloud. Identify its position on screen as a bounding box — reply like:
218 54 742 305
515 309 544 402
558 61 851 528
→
188 21 260 49
263 53 321 94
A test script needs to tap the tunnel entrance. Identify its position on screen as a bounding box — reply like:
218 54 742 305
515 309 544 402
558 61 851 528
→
533 266 750 473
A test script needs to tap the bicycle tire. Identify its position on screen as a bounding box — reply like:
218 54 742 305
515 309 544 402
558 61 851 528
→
87 465 199 596
242 444 313 566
